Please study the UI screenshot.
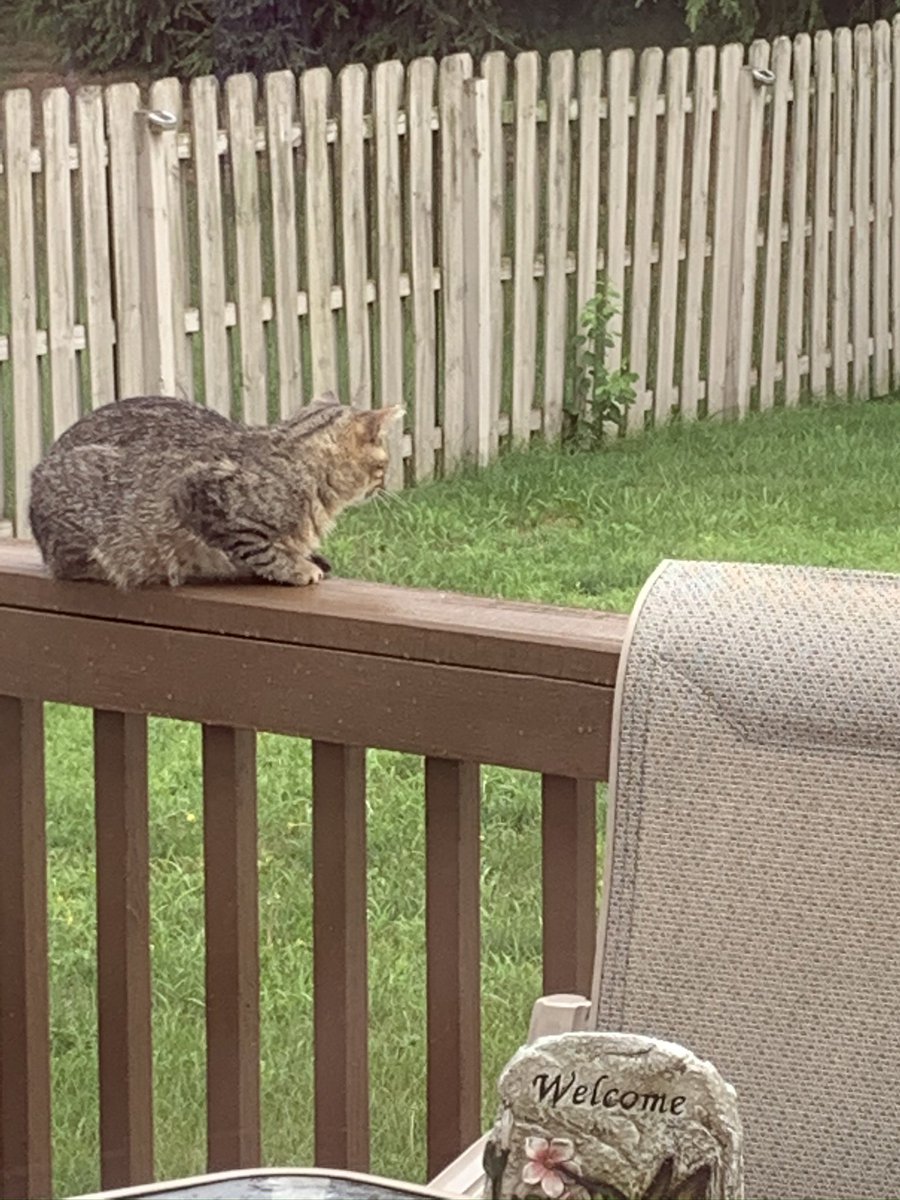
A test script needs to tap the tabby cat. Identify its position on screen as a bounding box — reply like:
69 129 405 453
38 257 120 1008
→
29 393 402 589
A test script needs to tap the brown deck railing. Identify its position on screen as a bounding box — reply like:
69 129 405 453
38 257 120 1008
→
0 540 626 1198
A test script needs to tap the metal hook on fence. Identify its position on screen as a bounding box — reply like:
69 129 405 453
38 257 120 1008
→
750 67 776 87
136 108 178 133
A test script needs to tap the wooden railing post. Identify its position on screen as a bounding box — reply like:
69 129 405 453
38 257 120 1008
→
312 741 369 1171
425 757 481 1176
202 726 261 1170
541 775 597 997
94 711 154 1189
0 697 52 1199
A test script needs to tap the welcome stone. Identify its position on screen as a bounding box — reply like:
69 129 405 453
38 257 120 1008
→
482 1031 743 1200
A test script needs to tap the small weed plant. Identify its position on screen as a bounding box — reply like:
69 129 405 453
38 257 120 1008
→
565 275 638 450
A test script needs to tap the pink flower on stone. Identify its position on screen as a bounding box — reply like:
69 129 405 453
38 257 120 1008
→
522 1136 578 1198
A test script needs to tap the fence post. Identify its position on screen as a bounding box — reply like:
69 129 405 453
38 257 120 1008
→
135 102 180 397
462 77 492 467
725 44 772 417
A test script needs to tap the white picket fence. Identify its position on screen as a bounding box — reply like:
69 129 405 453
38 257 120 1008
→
1 22 899 535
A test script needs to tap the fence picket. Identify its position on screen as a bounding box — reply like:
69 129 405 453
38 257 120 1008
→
76 87 116 411
374 60 405 489
462 77 492 466
853 24 873 398
5 91 41 535
440 54 472 469
726 41 769 417
627 47 663 432
146 78 192 402
785 35 811 406
339 64 371 414
680 45 715 420
303 69 338 399
893 17 900 389
483 51 507 454
542 51 575 442
43 88 79 438
227 74 267 422
833 28 853 396
266 70 303 417
655 47 688 422
511 51 540 446
873 21 891 396
575 50 603 319
707 44 742 415
811 31 833 398
191 76 231 415
759 37 792 410
106 83 144 398
605 49 633 377
155 80 191 403
408 58 437 481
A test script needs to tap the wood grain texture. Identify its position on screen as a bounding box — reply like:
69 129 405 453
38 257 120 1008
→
439 54 473 468
655 47 688 421
203 725 261 1169
852 24 873 398
5 90 41 535
872 20 891 396
833 28 853 396
810 31 833 399
303 69 339 397
266 70 303 417
541 775 597 997
43 88 79 437
339 63 372 413
707 44 742 415
784 35 811 406
543 51 575 441
425 758 481 1177
0 605 613 778
374 60 405 488
627 47 663 430
105 84 144 397
680 45 715 421
76 86 116 410
0 541 626 688
191 76 231 415
511 51 540 446
759 37 792 410
94 710 153 1190
408 57 437 480
0 696 51 1199
312 742 369 1170
227 74 268 421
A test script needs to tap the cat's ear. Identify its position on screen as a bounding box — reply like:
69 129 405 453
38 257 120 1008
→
357 406 404 441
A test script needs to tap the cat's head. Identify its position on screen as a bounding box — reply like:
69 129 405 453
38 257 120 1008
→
285 392 403 506
337 403 404 500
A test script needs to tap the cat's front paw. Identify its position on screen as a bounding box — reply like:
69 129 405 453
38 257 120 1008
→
258 557 324 586
299 560 325 586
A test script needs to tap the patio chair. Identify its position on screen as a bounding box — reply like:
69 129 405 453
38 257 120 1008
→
431 558 900 1200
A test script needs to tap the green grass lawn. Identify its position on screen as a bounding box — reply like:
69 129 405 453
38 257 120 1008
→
45 398 900 1195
